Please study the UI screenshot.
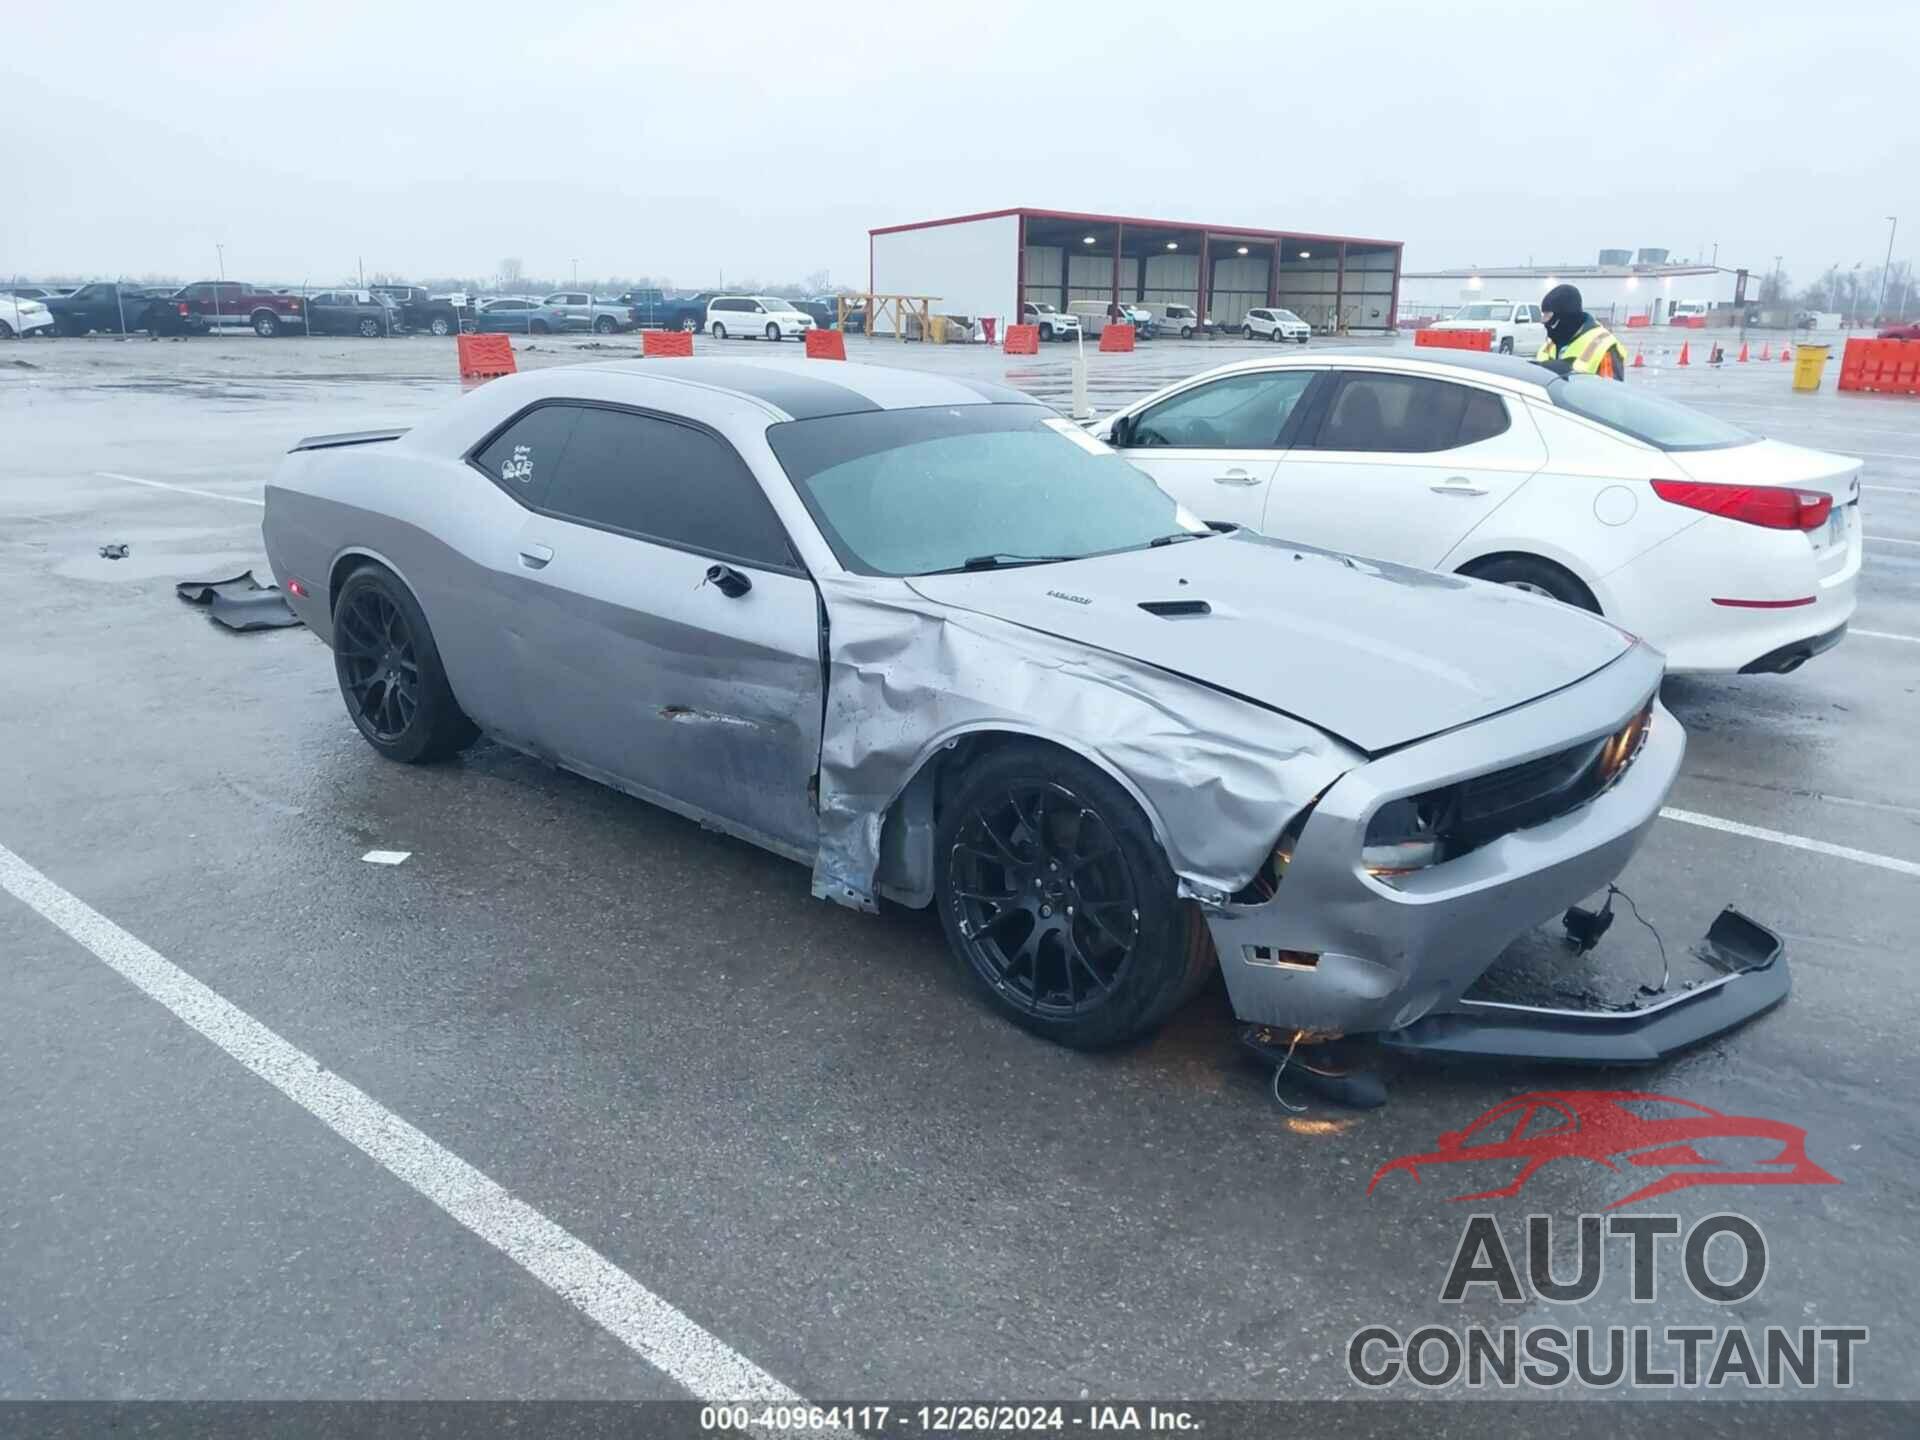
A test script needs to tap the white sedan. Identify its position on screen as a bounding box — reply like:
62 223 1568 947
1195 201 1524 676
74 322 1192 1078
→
0 293 56 339
1094 351 1862 675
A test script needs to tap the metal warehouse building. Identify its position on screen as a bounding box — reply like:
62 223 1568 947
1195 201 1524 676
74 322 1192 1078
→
869 207 1403 335
1398 260 1753 327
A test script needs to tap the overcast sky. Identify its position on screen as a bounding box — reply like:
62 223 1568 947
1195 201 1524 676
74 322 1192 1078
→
4 0 1913 290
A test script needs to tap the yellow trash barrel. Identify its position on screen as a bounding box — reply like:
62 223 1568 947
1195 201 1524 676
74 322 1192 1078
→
1792 343 1830 392
928 315 950 345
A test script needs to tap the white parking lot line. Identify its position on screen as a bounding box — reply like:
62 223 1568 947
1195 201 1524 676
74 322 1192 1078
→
98 470 265 507
1866 534 1920 546
0 840 805 1407
1660 808 1920 878
1853 629 1920 643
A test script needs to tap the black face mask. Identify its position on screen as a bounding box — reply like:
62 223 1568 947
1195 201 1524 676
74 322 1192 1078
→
1544 308 1584 347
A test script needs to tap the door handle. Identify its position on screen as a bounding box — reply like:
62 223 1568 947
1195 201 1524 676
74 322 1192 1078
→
1429 479 1488 496
518 543 554 569
1213 469 1263 486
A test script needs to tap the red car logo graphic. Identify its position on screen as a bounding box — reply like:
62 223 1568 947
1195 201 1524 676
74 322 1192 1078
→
1367 1090 1839 1210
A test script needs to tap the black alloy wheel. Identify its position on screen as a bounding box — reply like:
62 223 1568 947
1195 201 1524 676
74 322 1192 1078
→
335 585 421 745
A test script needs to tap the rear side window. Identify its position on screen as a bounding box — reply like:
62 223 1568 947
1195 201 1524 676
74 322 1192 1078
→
542 408 796 569
1455 389 1512 446
1310 374 1502 453
1548 374 1753 450
472 403 581 507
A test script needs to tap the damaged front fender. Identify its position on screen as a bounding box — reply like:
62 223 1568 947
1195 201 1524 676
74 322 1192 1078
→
808 574 1358 912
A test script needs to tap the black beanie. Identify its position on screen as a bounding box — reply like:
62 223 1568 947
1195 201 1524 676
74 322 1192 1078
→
1542 283 1584 318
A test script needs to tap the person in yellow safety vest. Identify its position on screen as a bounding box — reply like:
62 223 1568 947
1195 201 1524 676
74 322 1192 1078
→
1536 283 1629 381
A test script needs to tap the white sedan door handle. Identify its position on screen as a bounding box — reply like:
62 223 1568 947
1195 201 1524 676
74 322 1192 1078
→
1429 478 1488 496
1214 468 1263 486
519 543 554 569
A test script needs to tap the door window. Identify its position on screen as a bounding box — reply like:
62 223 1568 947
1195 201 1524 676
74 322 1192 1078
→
1307 374 1503 454
471 403 581 507
542 407 797 569
1129 371 1315 450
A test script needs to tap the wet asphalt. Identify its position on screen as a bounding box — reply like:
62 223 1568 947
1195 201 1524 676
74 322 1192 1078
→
1 330 1916 1412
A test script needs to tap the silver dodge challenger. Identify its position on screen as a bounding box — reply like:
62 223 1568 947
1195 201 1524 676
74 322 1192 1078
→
263 358 1787 1060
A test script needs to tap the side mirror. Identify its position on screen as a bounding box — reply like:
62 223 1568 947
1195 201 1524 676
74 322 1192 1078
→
1108 414 1133 447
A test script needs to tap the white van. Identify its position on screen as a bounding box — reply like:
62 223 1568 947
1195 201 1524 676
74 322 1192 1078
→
706 295 813 341
1159 303 1207 338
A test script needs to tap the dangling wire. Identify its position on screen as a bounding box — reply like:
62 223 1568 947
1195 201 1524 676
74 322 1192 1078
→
1610 883 1670 994
1270 1029 1307 1113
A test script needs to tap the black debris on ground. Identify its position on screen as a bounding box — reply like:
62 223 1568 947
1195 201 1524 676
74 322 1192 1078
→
175 570 303 632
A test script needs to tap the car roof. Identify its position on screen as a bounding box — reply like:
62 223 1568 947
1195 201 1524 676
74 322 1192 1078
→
1191 347 1558 397
576 356 1039 420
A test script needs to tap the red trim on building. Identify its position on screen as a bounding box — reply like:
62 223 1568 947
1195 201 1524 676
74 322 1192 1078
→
869 206 1399 250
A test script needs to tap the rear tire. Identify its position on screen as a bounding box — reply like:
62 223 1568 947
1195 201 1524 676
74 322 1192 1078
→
358 317 381 338
1243 324 1255 339
1498 336 1514 354
530 320 549 335
594 315 618 334
1462 555 1600 612
331 566 479 764
935 742 1208 1050
429 314 453 336
252 311 279 338
711 322 727 340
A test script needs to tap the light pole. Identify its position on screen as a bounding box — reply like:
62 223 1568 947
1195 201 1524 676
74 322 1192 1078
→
571 258 579 288
1876 217 1897 324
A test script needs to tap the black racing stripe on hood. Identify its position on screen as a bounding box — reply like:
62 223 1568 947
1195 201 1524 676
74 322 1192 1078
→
656 362 884 419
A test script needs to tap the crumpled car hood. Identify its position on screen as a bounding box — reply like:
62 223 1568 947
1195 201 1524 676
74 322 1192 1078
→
905 530 1632 755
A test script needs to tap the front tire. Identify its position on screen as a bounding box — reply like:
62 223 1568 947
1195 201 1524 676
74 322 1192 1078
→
936 742 1209 1049
252 311 279 338
1179 325 1193 339
1462 555 1600 612
331 567 479 764
766 322 781 342
0 320 12 340
1038 324 1055 342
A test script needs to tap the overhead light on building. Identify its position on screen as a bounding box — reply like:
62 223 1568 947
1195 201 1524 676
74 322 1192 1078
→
1166 241 1178 251
1545 275 1557 285
1083 235 1097 245
1468 275 1483 290
1299 250 1311 259
1627 276 1640 289
1236 245 1249 256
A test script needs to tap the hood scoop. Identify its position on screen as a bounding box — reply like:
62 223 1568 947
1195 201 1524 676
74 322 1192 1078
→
1138 599 1212 619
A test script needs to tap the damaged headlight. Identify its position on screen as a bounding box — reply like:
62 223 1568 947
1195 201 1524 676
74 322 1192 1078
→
1362 794 1453 879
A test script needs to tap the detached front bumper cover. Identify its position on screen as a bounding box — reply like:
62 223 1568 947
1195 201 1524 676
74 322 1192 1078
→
1377 907 1789 1064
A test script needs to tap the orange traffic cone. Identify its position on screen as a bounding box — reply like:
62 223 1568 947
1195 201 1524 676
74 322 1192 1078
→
1677 342 1690 366
1760 342 1771 360
1737 341 1749 362
1632 346 1645 368
1781 345 1793 362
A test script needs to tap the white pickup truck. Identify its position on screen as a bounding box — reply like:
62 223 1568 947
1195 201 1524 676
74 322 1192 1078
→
1430 299 1546 355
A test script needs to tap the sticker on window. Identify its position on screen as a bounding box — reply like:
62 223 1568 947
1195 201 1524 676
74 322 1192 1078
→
1042 417 1113 456
501 444 534 484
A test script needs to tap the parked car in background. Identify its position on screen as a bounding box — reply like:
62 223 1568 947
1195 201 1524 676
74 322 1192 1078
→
260 358 1717 1058
45 282 201 336
472 297 567 334
706 295 812 341
0 293 57 338
370 285 469 336
304 290 401 337
653 292 720 332
1095 350 1861 675
1431 299 1543 355
172 280 307 337
615 288 669 328
791 297 838 330
6 285 69 301
1242 307 1312 343
1021 301 1079 342
542 292 634 334
1160 303 1208 338
1877 321 1920 340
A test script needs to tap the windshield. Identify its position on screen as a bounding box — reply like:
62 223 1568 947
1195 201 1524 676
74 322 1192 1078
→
767 405 1207 576
1548 373 1755 451
1453 303 1509 321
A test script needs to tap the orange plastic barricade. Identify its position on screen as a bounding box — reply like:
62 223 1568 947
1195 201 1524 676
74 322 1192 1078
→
642 329 694 358
1625 314 1651 328
456 333 516 379
1003 324 1040 355
805 329 847 360
1414 328 1492 351
1098 323 1136 353
1838 337 1920 396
